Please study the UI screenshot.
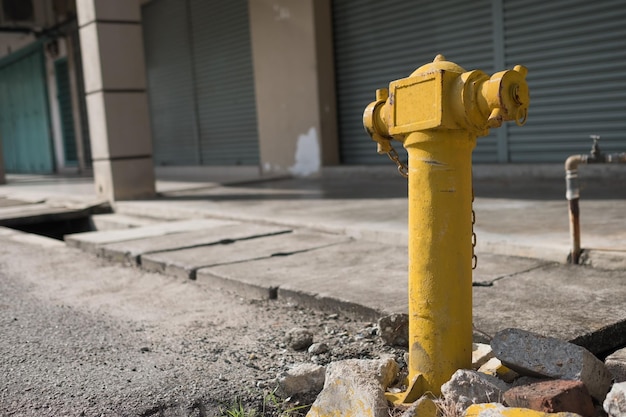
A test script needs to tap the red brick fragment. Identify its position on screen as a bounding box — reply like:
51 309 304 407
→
503 379 595 417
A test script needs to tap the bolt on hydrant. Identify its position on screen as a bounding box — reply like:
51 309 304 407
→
363 55 529 405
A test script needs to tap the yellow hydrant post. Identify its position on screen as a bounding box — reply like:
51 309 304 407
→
363 55 529 402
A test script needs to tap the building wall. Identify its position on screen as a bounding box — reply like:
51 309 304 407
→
0 33 37 59
249 0 339 176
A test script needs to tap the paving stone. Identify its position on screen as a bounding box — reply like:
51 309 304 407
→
306 358 398 417
491 328 612 401
503 379 594 417
604 382 626 417
606 347 626 383
277 363 325 398
441 369 510 410
98 223 288 264
465 402 584 417
65 219 233 252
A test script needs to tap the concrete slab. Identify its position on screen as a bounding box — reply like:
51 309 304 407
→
112 176 626 269
0 203 81 226
198 243 550 321
0 226 65 248
140 230 350 281
90 213 162 231
471 253 551 286
0 197 32 208
473 263 626 355
99 223 291 264
200 240 407 319
65 219 235 253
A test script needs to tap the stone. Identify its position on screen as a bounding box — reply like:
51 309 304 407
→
306 358 398 417
479 357 519 383
473 343 495 370
277 363 325 397
465 403 585 417
604 381 626 417
503 379 595 417
491 328 612 401
606 347 626 383
441 369 510 411
286 328 313 351
307 342 329 355
398 395 437 417
377 313 408 347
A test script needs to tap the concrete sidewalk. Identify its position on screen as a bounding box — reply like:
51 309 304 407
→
1 167 625 356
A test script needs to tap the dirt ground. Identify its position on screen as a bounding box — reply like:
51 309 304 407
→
0 235 405 416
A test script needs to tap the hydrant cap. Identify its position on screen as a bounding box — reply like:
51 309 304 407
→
411 54 466 77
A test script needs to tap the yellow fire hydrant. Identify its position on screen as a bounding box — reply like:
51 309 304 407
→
363 55 529 403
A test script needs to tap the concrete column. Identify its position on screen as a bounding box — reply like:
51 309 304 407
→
249 0 339 177
76 0 155 200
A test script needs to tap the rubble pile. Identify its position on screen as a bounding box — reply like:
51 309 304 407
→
278 325 626 417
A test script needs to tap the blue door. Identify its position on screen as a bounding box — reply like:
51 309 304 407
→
0 44 54 173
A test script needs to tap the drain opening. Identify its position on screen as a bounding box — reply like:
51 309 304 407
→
8 216 96 240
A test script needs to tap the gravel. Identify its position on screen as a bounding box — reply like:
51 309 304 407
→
0 237 405 416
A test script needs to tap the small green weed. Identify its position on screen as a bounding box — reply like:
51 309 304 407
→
263 387 310 417
219 399 257 417
219 387 311 417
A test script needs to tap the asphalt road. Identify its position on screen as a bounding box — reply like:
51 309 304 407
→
0 236 294 416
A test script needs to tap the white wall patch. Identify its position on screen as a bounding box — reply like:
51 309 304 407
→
289 127 320 177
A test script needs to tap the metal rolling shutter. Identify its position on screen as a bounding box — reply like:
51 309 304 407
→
332 0 496 164
189 0 259 165
0 45 54 173
54 58 78 165
504 0 626 162
143 0 199 165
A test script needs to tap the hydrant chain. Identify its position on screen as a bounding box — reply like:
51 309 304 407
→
386 146 409 178
472 191 477 270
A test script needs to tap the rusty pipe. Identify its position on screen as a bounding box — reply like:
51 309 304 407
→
565 138 626 264
565 155 584 264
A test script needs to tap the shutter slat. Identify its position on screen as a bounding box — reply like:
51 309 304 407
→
504 0 626 163
332 0 495 164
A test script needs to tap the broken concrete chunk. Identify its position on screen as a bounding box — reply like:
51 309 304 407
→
503 379 594 417
604 382 626 417
377 313 408 348
441 369 510 411
307 342 329 355
277 363 325 397
399 395 437 417
285 327 313 351
606 347 626 383
491 328 612 401
478 357 519 383
473 343 495 370
306 358 398 417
